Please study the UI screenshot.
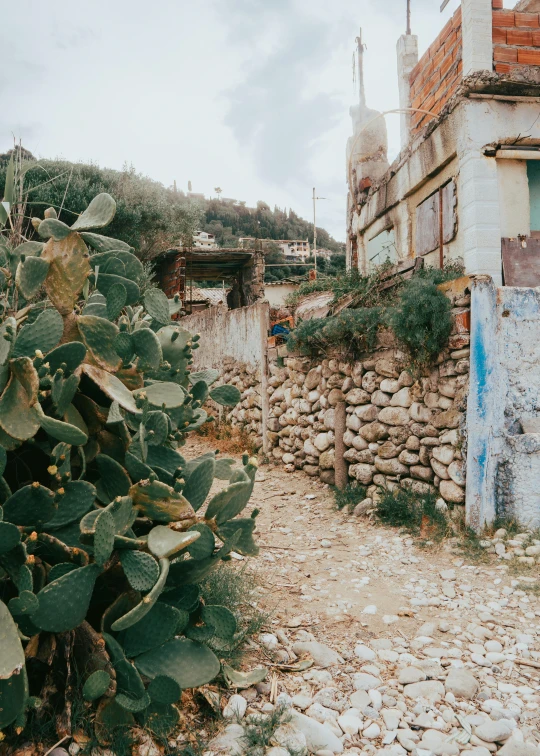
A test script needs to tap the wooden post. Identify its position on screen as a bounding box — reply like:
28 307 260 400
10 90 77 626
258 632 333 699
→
334 401 348 490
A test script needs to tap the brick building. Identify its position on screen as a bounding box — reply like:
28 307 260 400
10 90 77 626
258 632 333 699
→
346 0 540 286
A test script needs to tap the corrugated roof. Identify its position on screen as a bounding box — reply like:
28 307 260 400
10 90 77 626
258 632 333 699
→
188 287 228 305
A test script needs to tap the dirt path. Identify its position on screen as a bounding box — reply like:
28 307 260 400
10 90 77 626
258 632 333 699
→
186 438 540 755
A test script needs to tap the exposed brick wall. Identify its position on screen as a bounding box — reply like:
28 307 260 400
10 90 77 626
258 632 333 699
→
159 254 186 299
410 6 462 136
493 2 540 74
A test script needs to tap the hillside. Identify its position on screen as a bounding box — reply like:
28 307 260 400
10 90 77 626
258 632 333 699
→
0 151 344 261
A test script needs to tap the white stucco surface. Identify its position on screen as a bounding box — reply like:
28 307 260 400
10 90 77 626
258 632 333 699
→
497 159 530 238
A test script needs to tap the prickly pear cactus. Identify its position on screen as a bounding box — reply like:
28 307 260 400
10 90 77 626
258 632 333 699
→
0 182 260 743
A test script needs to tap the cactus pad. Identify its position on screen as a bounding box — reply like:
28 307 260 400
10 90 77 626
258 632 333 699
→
209 384 242 406
0 375 39 442
94 509 115 566
160 584 200 612
78 315 122 372
134 381 185 409
83 669 112 701
121 601 182 657
120 550 159 592
116 691 151 713
187 523 215 560
8 590 39 616
0 521 20 555
35 405 88 446
41 233 91 315
147 675 181 705
3 483 56 527
131 327 163 370
45 341 87 375
134 638 221 689
147 525 200 559
81 364 139 414
201 605 237 639
111 557 169 631
12 308 63 358
143 702 179 738
48 562 77 581
91 272 140 306
71 193 116 230
145 411 169 446
144 289 171 325
214 457 236 480
38 218 72 240
0 667 27 730
16 255 50 299
96 454 131 499
182 456 215 511
94 697 134 746
80 232 132 254
106 282 127 320
45 481 96 530
32 563 101 632
189 368 220 386
218 517 259 557
0 598 25 678
129 479 195 523
146 445 185 476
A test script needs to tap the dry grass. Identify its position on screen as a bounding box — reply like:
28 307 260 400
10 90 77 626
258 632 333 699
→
197 419 258 456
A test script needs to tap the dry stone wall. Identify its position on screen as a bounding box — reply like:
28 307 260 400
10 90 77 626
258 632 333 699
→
215 357 264 449
267 329 471 509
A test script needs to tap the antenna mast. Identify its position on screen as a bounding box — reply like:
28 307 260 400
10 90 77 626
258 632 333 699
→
355 28 366 108
406 0 411 34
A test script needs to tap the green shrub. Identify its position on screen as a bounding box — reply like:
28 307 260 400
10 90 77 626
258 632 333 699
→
377 486 449 541
333 483 367 511
389 278 453 368
286 307 382 358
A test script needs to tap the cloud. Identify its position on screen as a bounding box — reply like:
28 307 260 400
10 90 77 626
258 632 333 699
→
222 1 344 188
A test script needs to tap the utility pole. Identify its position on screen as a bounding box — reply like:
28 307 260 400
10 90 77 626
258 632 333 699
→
312 187 326 276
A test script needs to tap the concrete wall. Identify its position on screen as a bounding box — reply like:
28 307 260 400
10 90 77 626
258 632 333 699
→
467 279 540 528
181 301 270 450
181 301 269 371
264 283 299 308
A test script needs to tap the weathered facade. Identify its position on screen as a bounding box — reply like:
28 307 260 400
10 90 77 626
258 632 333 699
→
347 0 540 285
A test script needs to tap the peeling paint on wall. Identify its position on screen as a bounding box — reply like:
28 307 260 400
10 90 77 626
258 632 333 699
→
467 278 540 528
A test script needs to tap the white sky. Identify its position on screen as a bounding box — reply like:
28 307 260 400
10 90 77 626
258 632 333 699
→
1 0 466 242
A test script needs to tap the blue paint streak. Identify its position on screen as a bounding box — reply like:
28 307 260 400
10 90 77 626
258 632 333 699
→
472 314 489 420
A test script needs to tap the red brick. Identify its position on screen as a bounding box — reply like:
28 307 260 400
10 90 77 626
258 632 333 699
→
452 6 462 28
433 46 446 69
518 47 540 63
492 0 503 7
494 45 518 62
493 27 507 44
515 12 539 27
440 51 457 78
495 62 512 73
492 10 515 26
439 18 453 45
507 28 533 44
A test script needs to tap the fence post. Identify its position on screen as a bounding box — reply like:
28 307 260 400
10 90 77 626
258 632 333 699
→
335 400 348 490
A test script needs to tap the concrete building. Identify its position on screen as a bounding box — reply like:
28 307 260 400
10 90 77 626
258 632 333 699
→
344 0 540 529
347 0 540 286
239 237 311 261
193 231 218 249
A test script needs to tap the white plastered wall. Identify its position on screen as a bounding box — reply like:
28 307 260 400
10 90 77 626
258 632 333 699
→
497 160 530 238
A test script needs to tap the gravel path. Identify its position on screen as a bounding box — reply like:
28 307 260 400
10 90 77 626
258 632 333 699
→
188 441 540 756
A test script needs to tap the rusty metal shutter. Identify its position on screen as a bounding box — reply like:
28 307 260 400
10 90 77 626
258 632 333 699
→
502 237 540 286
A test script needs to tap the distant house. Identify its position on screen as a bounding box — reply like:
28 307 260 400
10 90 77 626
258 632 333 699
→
264 279 300 307
238 237 311 260
193 231 218 249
